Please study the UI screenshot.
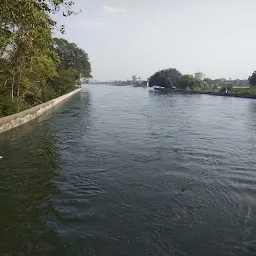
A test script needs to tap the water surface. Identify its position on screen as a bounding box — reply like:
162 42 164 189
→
1 85 256 255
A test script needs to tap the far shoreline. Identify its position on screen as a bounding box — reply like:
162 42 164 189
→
154 88 256 100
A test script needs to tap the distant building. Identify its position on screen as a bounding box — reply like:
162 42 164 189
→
194 72 206 81
132 75 141 82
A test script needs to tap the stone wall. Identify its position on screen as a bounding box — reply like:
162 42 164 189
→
0 88 81 134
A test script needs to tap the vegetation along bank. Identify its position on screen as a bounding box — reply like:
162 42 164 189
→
0 0 92 117
149 68 256 97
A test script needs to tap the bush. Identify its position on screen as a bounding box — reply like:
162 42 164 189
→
212 85 219 91
229 87 256 95
40 87 58 102
0 97 28 117
191 86 201 92
201 84 211 92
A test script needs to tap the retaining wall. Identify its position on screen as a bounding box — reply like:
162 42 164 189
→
154 88 256 99
0 88 81 134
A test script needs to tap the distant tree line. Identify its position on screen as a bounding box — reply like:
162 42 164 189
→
149 68 216 91
0 0 92 117
149 68 256 92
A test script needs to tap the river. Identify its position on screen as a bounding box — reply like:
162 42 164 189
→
1 84 256 255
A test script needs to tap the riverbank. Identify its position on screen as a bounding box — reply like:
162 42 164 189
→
0 88 81 134
154 88 256 99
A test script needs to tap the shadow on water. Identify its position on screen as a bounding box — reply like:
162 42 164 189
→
248 100 256 122
0 90 92 255
0 112 71 255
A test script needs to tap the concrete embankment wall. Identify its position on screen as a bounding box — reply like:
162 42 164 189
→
0 88 81 134
154 88 256 99
186 91 256 99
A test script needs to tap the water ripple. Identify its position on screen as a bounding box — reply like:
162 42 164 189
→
1 85 256 255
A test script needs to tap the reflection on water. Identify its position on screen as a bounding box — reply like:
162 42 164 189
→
0 125 62 255
1 87 256 255
0 92 91 255
248 100 256 125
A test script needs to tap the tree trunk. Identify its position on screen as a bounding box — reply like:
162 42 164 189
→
17 73 21 96
11 75 15 101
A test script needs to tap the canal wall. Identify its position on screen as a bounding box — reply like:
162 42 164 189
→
185 90 256 99
0 88 81 134
154 88 256 99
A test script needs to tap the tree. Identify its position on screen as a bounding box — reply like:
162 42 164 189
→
44 38 92 98
0 0 57 103
52 38 92 82
0 0 92 117
149 68 182 88
0 0 75 38
177 74 208 91
178 75 196 89
204 78 213 84
249 71 256 86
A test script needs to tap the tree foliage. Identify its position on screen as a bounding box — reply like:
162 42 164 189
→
149 69 216 92
0 0 56 104
53 38 92 81
249 71 256 86
149 68 182 88
0 0 91 117
44 38 92 99
179 75 196 89
179 75 206 91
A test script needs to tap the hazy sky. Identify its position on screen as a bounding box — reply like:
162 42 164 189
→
55 0 256 81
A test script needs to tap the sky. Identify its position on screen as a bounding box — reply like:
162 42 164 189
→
54 0 256 81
